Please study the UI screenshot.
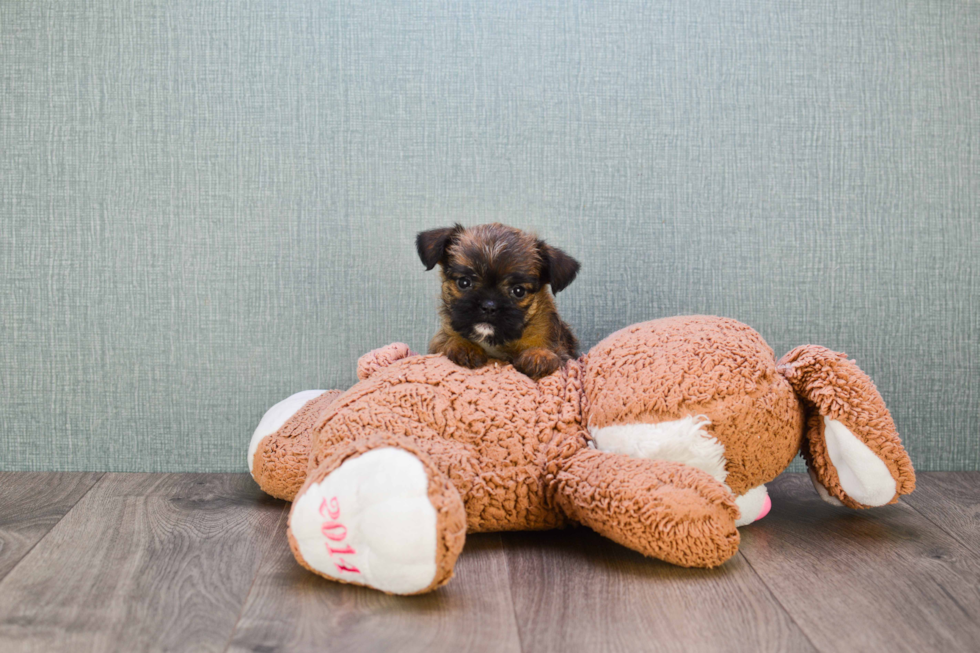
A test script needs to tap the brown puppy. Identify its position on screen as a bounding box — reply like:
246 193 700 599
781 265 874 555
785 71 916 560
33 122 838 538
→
416 223 580 379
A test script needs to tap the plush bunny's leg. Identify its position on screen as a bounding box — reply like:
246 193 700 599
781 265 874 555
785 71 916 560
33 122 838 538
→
552 449 740 567
778 345 915 509
250 343 418 501
288 433 466 595
249 389 344 501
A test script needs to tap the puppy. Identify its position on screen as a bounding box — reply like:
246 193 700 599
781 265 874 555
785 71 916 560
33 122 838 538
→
416 223 580 379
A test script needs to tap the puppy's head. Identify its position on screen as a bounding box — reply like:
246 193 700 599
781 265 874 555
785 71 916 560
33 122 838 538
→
416 223 579 347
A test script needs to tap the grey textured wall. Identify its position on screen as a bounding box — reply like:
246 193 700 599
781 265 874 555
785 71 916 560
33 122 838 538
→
1 0 977 472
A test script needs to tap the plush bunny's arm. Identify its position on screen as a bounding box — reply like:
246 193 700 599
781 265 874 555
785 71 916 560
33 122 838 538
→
550 448 740 567
778 346 915 509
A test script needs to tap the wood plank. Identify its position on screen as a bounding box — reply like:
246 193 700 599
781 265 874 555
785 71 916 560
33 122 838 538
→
505 527 815 653
0 473 286 653
903 472 980 557
739 473 980 653
0 472 103 580
226 531 522 653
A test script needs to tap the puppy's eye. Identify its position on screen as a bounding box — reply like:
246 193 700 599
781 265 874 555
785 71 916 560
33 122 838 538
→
511 286 526 298
456 278 472 290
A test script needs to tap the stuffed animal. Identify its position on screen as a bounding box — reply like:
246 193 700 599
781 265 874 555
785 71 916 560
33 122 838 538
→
248 316 914 595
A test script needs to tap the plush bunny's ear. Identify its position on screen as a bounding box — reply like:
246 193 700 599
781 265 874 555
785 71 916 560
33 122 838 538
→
538 241 580 293
416 224 463 270
777 346 915 509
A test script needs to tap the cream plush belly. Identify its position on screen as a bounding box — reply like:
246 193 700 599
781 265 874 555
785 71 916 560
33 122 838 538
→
590 417 727 483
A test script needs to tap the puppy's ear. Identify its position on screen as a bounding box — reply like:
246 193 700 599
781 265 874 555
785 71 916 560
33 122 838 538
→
538 241 580 293
416 224 463 271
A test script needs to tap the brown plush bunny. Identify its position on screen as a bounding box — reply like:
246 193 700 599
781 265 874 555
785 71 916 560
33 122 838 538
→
249 316 915 595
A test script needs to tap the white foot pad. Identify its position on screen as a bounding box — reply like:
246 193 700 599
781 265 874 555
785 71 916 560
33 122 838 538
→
290 447 438 594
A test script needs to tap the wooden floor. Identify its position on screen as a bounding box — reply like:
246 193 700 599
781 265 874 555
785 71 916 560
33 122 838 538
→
0 473 977 652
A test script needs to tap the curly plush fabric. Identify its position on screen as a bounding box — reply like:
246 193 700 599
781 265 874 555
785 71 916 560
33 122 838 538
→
249 315 916 594
311 356 585 532
778 345 916 508
583 316 804 495
357 342 418 381
252 390 343 501
553 449 741 567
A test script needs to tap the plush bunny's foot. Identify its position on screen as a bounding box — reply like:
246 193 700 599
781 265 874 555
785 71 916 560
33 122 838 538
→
288 445 466 595
249 389 343 501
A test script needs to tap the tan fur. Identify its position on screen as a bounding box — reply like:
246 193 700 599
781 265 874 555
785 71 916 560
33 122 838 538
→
424 223 578 379
251 316 915 595
251 390 343 501
777 345 916 508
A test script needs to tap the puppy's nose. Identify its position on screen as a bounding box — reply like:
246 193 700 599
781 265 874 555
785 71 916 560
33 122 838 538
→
480 299 498 316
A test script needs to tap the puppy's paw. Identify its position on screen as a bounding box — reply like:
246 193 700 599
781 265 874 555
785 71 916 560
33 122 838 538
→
513 348 562 380
444 340 489 369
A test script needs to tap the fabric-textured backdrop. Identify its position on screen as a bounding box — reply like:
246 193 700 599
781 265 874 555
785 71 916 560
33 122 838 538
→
2 0 977 472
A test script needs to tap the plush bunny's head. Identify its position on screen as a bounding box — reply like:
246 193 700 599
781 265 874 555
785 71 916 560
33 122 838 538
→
580 316 913 521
